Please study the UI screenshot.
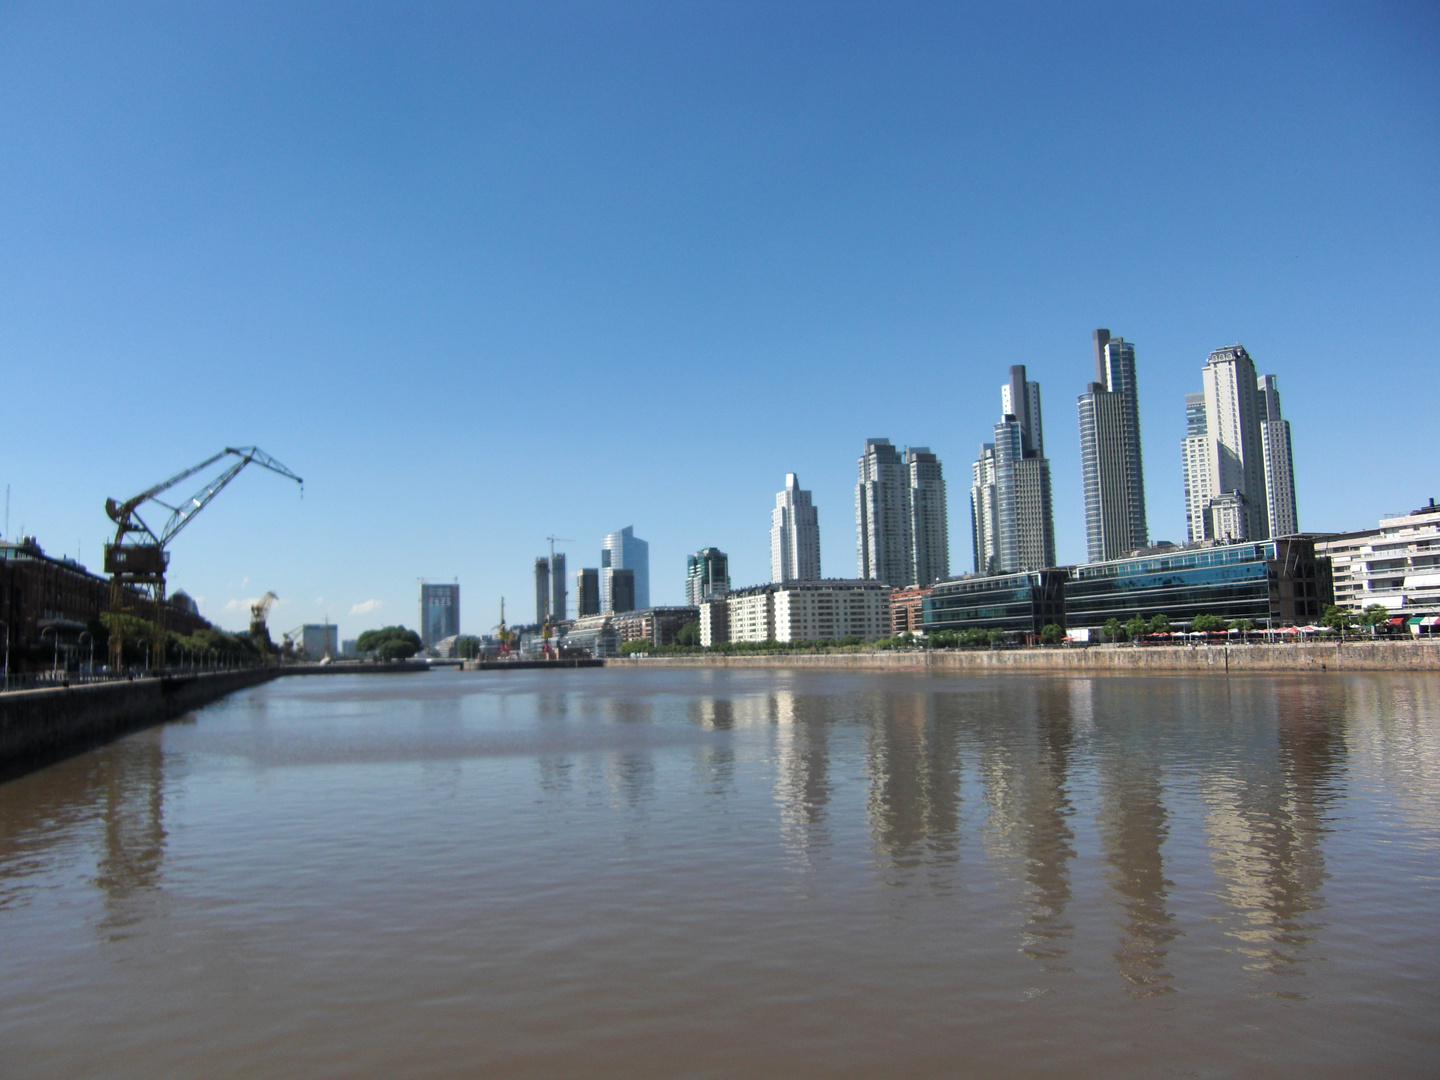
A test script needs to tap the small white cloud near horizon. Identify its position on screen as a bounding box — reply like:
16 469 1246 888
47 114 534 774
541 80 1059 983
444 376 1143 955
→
221 597 258 614
351 599 382 616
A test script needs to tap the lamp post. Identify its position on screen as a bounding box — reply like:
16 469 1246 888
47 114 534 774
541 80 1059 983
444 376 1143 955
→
41 626 59 679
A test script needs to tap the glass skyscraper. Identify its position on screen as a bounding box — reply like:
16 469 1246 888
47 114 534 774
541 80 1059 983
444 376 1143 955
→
419 582 459 647
601 526 649 611
1077 329 1148 562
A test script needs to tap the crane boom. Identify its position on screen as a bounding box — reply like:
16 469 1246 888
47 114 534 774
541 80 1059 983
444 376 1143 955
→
104 446 302 670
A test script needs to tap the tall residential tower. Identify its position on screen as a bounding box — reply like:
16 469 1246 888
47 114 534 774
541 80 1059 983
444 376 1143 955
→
907 447 949 586
1258 375 1299 537
972 366 1055 573
1181 345 1272 543
1077 329 1148 561
771 473 821 582
855 439 913 587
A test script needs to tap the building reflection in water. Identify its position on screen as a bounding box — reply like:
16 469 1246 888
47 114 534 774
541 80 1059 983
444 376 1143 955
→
771 690 831 866
689 695 737 795
862 690 961 885
1202 679 1345 996
977 681 1077 971
1084 679 1179 997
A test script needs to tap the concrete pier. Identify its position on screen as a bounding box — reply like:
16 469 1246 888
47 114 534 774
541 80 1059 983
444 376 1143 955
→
0 668 279 770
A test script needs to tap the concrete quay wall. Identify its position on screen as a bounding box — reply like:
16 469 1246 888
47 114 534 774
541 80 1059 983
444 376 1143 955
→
1 668 278 767
608 640 1440 674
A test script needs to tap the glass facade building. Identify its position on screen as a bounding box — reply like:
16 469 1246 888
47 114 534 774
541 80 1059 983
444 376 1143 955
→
923 570 1067 635
419 583 460 647
1065 538 1329 628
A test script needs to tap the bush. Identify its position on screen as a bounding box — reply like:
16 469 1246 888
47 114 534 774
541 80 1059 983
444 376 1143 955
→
1040 623 1063 645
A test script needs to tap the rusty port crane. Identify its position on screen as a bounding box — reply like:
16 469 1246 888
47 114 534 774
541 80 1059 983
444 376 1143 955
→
104 447 302 668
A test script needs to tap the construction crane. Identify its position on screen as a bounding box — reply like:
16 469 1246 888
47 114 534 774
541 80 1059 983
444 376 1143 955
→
104 447 303 669
250 591 279 653
492 597 515 657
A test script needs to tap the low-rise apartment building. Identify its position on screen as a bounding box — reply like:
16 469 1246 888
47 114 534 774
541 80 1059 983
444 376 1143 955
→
1317 501 1440 618
707 581 891 644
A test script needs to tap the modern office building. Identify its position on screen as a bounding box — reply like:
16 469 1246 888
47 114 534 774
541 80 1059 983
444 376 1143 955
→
1181 345 1271 543
559 615 620 658
601 526 649 611
603 567 636 614
686 548 731 605
708 580 892 644
923 571 1067 637
856 439 912 587
575 567 601 617
1317 500 1440 618
1065 537 1329 629
771 474 821 582
533 557 550 624
1078 329 1148 561
1258 375 1298 537
300 623 339 660
608 606 700 647
973 367 1055 573
549 552 567 622
419 582 460 647
907 447 949 587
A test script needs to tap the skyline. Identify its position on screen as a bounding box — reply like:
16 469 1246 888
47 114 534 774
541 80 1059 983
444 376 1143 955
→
3 3 1437 638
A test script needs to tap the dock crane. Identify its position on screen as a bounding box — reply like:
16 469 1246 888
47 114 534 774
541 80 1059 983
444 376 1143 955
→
250 591 279 653
104 447 303 669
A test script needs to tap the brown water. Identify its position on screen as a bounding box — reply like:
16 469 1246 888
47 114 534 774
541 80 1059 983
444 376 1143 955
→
2 668 1438 1078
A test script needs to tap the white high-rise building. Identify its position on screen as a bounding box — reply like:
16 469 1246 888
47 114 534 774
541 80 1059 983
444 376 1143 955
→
1258 374 1298 537
770 474 821 582
970 443 999 574
907 447 949 586
1180 346 1276 543
600 526 649 611
855 438 913 587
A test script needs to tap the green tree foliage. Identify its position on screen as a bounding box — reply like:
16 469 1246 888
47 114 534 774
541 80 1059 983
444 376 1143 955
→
962 628 991 647
676 621 701 647
1320 605 1358 636
1103 617 1126 643
1191 613 1230 633
357 626 422 658
619 640 652 656
1040 623 1063 645
452 635 481 659
986 629 1007 646
1147 614 1171 635
1231 618 1255 635
1361 604 1390 628
1124 615 1149 640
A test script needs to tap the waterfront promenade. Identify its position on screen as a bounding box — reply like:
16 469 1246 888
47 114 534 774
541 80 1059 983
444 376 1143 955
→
609 639 1440 673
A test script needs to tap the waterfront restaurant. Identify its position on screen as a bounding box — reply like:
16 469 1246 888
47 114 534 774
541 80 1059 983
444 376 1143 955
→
1064 537 1331 630
922 570 1067 636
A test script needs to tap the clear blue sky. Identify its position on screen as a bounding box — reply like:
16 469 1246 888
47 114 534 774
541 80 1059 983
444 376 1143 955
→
3 2 1437 638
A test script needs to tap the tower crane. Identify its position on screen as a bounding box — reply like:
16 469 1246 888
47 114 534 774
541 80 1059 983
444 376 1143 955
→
104 446 303 669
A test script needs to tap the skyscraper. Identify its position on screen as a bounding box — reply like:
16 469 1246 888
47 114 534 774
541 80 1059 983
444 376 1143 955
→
970 442 999 574
855 438 913 587
686 548 730 605
575 568 600 617
605 568 635 613
907 447 949 586
1258 374 1298 537
601 526 649 611
973 366 1055 572
1077 330 1148 561
549 552 567 621
1180 345 1270 543
771 474 821 582
419 582 460 647
533 557 550 624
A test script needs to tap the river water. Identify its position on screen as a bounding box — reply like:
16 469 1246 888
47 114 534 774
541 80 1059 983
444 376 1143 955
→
2 668 1437 1078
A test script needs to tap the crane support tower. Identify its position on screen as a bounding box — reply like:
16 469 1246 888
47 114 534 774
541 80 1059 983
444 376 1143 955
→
250 591 279 653
104 446 303 669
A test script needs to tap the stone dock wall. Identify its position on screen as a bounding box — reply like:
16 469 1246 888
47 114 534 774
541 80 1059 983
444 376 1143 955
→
0 668 279 767
608 640 1440 674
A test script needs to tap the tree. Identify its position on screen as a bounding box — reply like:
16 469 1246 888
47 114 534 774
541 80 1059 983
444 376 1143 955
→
452 635 481 659
619 640 651 656
1124 615 1149 641
676 621 701 647
1361 604 1390 630
1040 623 1063 645
1191 613 1228 633
1232 618 1255 636
1148 613 1171 635
357 626 422 656
987 629 1007 646
1103 617 1126 643
1320 604 1358 638
378 638 418 661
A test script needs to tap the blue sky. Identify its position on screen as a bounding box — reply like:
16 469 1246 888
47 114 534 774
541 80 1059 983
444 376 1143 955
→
3 2 1437 638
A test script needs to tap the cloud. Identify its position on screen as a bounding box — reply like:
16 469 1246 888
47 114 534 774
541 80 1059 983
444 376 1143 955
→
221 597 257 613
351 599 382 616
